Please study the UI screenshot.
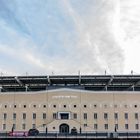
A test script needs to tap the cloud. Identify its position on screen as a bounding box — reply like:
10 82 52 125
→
119 0 140 74
60 0 124 74
1 0 140 75
0 0 30 35
120 0 140 40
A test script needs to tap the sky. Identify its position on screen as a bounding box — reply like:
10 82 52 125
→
0 0 140 76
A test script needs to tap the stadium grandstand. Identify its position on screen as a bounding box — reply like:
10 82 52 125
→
0 75 140 139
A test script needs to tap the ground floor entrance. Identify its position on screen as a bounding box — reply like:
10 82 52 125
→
59 123 69 134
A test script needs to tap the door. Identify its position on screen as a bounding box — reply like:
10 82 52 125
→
59 123 69 134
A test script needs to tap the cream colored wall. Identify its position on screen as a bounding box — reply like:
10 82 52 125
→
0 89 140 132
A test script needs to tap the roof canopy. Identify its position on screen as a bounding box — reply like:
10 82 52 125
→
0 75 140 92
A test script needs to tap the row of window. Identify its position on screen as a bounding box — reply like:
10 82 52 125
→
1 112 139 120
1 104 88 109
84 113 139 120
2 123 38 130
92 113 139 120
2 104 42 109
1 104 139 109
93 123 139 130
53 113 139 120
1 123 139 131
3 113 46 120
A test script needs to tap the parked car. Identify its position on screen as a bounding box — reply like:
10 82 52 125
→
28 128 39 136
71 127 77 134
8 131 28 137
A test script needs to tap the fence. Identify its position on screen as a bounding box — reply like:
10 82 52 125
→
0 131 140 139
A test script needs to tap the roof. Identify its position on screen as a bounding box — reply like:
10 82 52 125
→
0 75 140 92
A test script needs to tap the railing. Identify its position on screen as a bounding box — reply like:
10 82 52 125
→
0 131 140 138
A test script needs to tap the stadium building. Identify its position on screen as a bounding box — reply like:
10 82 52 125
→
0 75 140 138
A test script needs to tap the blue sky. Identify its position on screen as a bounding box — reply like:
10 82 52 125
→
0 0 140 75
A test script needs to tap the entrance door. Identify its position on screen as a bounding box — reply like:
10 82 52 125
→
59 123 69 134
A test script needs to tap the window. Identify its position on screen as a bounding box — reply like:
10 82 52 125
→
23 113 26 120
43 113 46 119
104 104 107 108
14 105 16 108
13 124 16 129
125 124 129 129
43 124 46 127
32 124 36 128
124 104 128 108
124 113 128 120
53 113 57 119
22 124 26 130
13 113 16 120
60 113 69 119
134 105 137 108
105 124 108 130
114 113 118 120
114 104 117 108
84 105 87 108
104 113 108 120
4 105 7 108
23 105 26 108
33 105 36 108
43 105 46 108
84 113 87 119
94 113 97 119
3 124 6 130
84 124 87 127
3 113 7 120
33 113 36 119
73 113 77 119
115 124 118 130
94 104 97 108
135 113 138 119
74 105 77 108
53 105 56 108
94 124 98 130
135 124 139 130
64 105 66 108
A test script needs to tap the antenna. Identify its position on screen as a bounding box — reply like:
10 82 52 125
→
131 70 133 75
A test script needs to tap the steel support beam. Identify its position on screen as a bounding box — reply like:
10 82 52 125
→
15 76 23 86
128 80 140 91
0 86 2 92
104 75 114 91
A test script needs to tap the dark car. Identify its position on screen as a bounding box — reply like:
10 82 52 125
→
28 129 39 136
71 127 77 134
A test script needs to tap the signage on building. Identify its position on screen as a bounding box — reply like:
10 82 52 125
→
52 95 77 99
